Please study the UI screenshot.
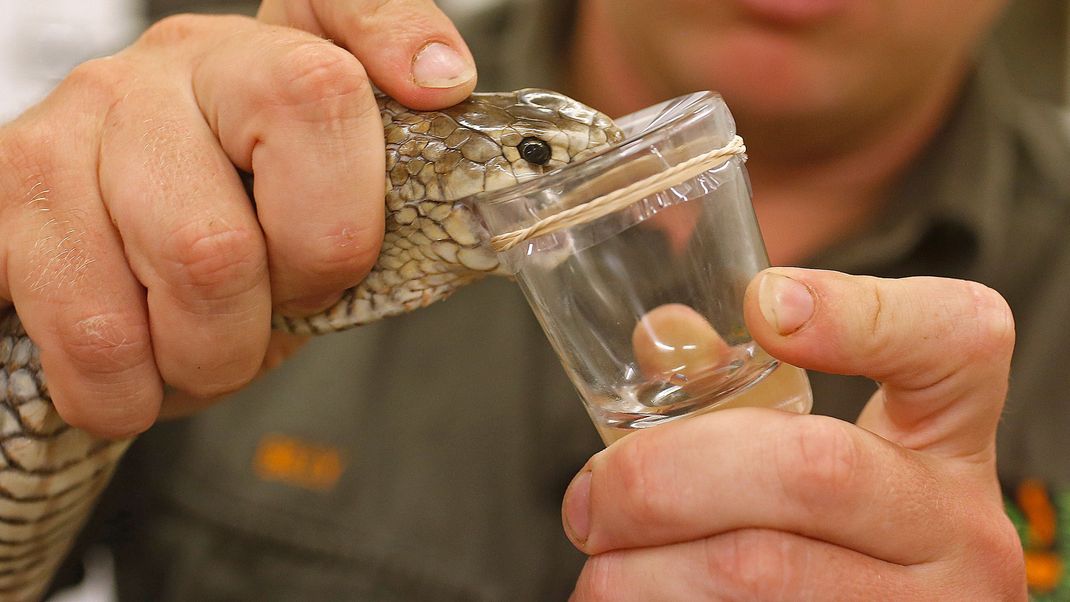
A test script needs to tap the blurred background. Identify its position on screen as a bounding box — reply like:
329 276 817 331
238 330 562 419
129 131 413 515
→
1 0 1068 123
0 0 1065 600
992 0 1069 103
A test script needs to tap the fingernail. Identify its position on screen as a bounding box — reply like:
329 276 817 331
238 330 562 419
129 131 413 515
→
278 291 344 317
412 42 475 88
758 272 814 335
563 470 592 544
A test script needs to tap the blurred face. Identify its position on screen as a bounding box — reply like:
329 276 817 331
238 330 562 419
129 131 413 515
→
585 0 1008 130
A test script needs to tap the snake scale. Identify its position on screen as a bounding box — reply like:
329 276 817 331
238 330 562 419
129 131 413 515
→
0 89 622 600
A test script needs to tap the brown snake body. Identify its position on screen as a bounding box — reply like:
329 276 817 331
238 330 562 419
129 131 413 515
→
0 89 622 600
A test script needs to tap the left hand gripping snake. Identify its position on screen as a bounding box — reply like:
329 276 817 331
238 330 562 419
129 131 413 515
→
0 89 623 600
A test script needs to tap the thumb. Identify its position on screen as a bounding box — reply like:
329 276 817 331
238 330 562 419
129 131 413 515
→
258 0 477 109
743 268 1015 462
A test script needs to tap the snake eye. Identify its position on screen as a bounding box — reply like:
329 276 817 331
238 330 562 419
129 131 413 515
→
518 137 552 165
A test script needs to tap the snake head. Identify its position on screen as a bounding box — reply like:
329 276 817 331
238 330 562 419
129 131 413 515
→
307 89 627 333
447 89 624 184
381 89 624 203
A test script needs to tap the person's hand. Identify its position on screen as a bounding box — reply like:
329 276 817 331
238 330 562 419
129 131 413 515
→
0 1 476 437
563 268 1027 600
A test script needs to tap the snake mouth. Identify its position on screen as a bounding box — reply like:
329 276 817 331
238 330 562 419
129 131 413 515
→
468 90 735 218
570 123 627 164
573 142 620 164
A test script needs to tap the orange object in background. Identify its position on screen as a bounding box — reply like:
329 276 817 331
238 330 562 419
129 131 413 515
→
1017 480 1064 593
254 434 346 492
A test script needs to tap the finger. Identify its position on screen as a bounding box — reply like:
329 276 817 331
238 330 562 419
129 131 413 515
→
157 331 309 420
563 409 986 564
571 530 916 602
258 0 477 109
185 15 387 312
743 268 1014 460
97 81 272 400
631 304 731 387
0 105 162 438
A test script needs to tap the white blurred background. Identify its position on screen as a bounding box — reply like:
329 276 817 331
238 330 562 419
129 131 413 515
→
0 0 144 122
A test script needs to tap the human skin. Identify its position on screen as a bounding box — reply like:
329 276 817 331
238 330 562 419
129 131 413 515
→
565 269 1025 599
561 0 1026 598
0 0 1028 597
568 0 1007 158
568 0 1008 265
0 0 477 436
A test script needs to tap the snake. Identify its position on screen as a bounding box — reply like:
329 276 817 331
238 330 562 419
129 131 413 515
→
0 89 623 600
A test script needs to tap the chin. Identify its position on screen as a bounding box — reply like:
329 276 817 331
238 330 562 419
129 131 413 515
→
666 27 849 122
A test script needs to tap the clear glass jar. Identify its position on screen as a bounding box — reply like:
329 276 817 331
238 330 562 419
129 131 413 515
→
474 92 812 444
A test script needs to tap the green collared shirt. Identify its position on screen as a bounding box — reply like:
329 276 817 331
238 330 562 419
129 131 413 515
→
60 1 1070 600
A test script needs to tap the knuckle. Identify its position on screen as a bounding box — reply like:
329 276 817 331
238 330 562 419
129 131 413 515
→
573 553 623 602
859 277 896 356
705 530 802 600
65 394 158 439
156 332 267 400
51 310 163 436
157 335 266 401
359 0 421 23
774 416 863 514
0 65 122 202
285 221 383 288
136 13 215 48
608 436 675 526
174 368 255 400
272 41 372 109
161 222 266 305
59 56 136 110
57 311 153 379
0 118 51 192
59 400 157 440
366 0 406 16
969 513 1027 597
359 0 441 31
962 281 1015 361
